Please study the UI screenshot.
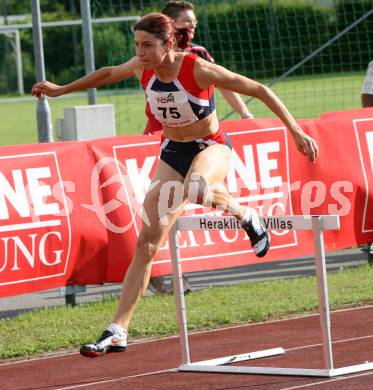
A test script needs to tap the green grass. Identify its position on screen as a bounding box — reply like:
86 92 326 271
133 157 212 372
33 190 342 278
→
0 93 147 146
1 264 372 360
0 71 365 146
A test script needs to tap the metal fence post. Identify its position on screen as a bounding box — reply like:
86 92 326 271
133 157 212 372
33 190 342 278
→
30 0 53 143
80 0 97 105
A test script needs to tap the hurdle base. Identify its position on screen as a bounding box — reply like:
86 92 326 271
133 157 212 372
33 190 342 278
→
179 360 373 378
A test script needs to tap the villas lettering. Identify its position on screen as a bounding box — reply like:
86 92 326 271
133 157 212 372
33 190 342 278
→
263 218 293 230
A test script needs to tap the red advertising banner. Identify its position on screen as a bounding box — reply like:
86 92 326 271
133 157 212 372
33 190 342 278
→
0 108 372 297
353 118 373 233
0 142 109 297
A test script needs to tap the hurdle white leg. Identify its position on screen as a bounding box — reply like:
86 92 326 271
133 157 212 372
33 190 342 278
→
169 215 373 377
312 216 334 370
169 224 190 365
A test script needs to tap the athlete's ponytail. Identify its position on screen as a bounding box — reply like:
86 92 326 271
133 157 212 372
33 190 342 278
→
175 27 192 50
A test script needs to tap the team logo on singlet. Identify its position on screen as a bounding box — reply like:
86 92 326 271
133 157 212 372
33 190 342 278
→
156 93 175 104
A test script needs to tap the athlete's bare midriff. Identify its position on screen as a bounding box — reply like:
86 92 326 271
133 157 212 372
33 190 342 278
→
162 111 219 141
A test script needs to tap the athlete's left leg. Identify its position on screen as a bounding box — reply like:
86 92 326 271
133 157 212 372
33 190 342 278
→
183 143 270 257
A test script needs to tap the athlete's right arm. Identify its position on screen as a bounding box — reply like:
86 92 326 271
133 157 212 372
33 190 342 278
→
31 57 142 99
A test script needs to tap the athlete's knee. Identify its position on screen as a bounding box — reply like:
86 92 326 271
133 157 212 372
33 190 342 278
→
208 183 231 210
185 172 228 209
135 230 162 262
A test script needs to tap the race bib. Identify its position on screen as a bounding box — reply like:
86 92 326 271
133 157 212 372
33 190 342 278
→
147 90 198 127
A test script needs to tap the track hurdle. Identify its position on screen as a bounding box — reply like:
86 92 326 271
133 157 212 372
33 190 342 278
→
168 215 373 377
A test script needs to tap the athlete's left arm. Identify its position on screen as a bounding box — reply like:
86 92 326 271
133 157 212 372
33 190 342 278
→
194 60 318 163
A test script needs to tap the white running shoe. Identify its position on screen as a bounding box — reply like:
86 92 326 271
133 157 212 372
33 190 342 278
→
80 329 127 358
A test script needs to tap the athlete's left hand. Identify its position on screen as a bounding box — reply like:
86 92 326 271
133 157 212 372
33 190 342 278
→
292 129 318 163
31 81 63 100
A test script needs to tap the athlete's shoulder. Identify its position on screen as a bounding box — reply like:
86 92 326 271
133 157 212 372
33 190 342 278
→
180 51 212 71
180 51 200 61
175 52 210 92
118 55 142 71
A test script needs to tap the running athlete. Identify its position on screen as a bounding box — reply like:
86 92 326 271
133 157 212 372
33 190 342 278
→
143 0 253 135
146 1 247 294
31 13 318 357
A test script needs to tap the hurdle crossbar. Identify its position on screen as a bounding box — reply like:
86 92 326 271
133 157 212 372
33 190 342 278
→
169 215 373 377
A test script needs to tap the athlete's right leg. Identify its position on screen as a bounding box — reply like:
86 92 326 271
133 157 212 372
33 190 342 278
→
112 161 186 330
80 160 186 357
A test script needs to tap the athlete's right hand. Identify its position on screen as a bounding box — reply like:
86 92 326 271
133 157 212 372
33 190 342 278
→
31 81 63 99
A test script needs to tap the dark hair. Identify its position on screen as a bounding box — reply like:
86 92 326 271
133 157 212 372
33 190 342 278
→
161 1 194 20
133 12 191 50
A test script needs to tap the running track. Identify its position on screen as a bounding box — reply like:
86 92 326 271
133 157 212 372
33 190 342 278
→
1 306 373 389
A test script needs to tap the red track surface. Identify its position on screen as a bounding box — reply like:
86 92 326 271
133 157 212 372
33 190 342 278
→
1 306 373 390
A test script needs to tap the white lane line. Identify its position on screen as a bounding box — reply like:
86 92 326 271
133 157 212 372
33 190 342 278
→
56 368 178 390
279 370 373 390
286 333 373 353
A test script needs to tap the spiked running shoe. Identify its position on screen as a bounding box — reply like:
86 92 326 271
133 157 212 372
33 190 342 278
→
79 330 127 358
241 212 270 257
